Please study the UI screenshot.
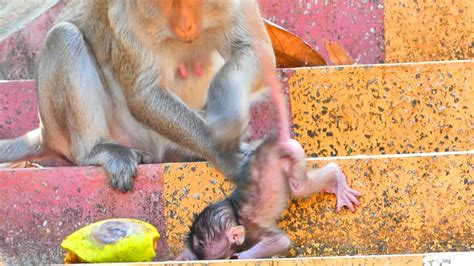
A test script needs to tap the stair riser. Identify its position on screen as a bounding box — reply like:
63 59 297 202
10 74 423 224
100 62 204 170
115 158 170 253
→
259 0 385 65
89 252 474 265
0 80 39 139
2 61 472 157
0 1 65 80
384 0 474 63
2 0 472 80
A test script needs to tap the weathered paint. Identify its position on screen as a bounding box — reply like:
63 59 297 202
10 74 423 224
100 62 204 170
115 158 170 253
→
76 252 474 265
0 165 166 264
163 162 234 259
0 80 39 139
0 1 66 80
259 0 385 64
164 152 473 258
288 60 474 157
384 0 474 63
1 0 472 79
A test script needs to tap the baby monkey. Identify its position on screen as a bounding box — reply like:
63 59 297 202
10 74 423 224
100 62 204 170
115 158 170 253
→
177 46 361 260
177 137 361 260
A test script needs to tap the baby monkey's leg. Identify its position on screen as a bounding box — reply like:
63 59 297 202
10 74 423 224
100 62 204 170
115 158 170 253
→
289 161 361 212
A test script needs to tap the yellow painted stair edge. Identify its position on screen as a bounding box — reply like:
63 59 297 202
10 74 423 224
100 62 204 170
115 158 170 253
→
82 252 473 265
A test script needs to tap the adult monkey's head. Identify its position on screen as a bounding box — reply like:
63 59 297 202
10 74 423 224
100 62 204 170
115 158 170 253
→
133 0 240 43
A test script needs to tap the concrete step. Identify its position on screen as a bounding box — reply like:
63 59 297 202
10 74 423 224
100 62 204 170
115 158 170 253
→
0 0 61 40
1 151 472 264
0 165 167 264
384 0 474 63
93 252 474 266
2 60 472 157
288 60 473 157
0 0 66 80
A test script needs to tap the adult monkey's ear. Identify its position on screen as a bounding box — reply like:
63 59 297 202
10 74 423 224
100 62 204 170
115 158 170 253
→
227 225 245 245
176 246 197 261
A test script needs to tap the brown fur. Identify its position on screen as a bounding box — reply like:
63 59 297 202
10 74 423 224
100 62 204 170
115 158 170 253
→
180 135 362 260
178 43 361 260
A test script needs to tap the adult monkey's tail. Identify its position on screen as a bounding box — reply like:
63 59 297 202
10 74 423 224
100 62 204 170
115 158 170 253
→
0 128 44 163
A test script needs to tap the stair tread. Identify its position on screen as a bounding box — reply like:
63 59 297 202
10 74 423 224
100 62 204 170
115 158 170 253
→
287 60 473 156
1 151 471 263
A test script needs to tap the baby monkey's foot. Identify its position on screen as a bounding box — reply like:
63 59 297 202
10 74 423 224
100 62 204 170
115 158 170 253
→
324 162 361 212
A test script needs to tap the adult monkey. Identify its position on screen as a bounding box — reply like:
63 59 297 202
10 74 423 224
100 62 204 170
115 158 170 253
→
0 0 275 191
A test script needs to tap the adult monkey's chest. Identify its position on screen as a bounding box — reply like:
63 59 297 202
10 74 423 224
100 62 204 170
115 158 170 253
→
159 50 226 110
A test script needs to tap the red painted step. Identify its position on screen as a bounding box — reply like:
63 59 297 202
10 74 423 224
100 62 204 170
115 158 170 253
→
0 164 168 264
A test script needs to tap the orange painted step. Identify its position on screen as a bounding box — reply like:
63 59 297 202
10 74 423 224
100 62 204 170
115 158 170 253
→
164 152 473 258
384 0 474 63
288 60 473 157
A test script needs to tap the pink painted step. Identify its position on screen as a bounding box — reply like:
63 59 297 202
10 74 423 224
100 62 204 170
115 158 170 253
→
0 164 167 264
0 1 66 80
0 80 39 139
0 0 385 79
259 0 385 64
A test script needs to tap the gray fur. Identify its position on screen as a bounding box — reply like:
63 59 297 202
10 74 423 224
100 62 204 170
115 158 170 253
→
0 0 273 191
0 128 43 163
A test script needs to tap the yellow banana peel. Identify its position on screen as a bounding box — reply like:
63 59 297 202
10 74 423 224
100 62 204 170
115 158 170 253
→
61 218 160 263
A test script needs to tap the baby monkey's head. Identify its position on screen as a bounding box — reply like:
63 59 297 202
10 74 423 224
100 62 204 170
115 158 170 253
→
187 199 245 260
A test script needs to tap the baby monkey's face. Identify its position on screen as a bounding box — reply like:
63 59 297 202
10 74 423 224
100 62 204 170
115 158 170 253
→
187 201 246 260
